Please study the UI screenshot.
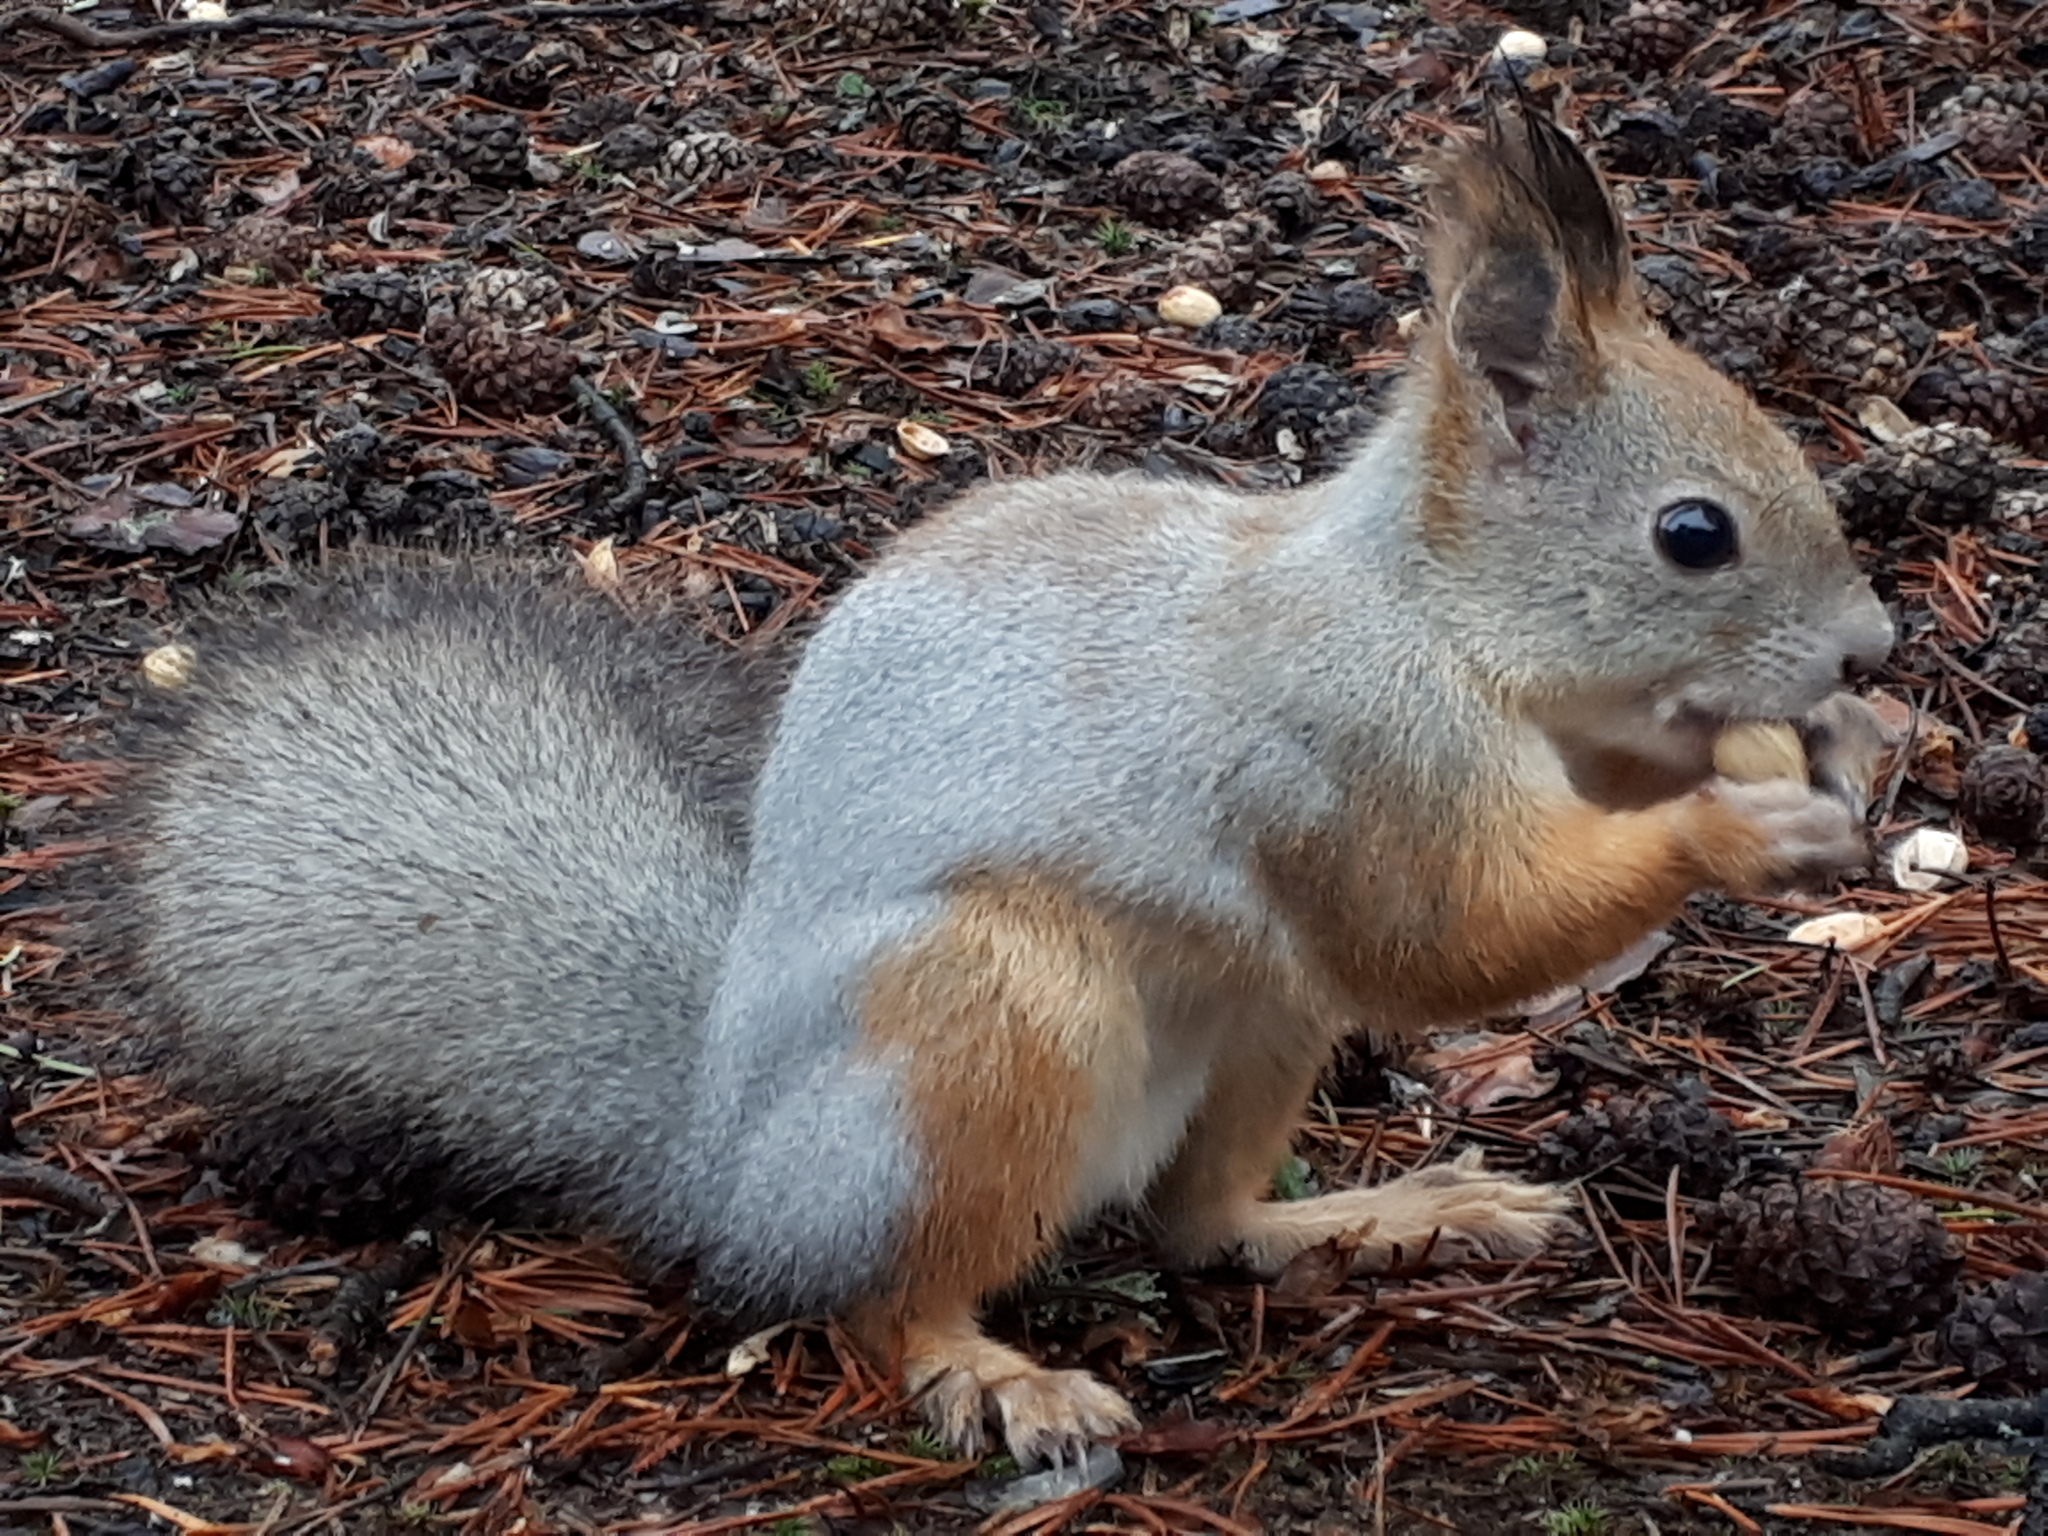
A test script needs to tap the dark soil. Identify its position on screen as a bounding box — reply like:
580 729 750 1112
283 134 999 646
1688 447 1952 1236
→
4 0 2048 1531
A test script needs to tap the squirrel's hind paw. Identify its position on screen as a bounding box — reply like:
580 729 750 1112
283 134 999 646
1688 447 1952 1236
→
905 1326 1138 1468
1228 1151 1576 1274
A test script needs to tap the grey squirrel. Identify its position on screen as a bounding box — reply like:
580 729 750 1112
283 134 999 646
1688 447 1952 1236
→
97 112 1893 1466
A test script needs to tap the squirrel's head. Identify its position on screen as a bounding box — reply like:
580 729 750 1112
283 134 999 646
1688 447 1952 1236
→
1408 109 1892 805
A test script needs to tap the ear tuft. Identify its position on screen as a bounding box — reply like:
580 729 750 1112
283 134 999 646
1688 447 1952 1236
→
1425 110 1634 405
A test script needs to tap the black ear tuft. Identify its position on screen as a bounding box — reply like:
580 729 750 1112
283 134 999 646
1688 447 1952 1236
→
1508 111 1628 309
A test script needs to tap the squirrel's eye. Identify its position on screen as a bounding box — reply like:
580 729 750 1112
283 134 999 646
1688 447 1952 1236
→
1655 499 1740 571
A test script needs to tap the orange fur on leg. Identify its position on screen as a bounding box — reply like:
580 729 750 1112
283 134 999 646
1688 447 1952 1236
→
854 876 1146 1463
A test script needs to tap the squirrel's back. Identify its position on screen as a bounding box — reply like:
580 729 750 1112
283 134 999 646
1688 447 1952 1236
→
97 561 784 1248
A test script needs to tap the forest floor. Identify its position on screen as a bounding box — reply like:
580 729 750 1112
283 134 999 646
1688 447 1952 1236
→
4 0 2048 1529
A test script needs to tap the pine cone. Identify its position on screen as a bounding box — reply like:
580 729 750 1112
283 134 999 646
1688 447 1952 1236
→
1958 745 2048 845
1610 0 1703 73
1076 373 1170 432
971 336 1076 397
457 265 567 332
1637 254 1710 333
478 38 586 111
1740 226 1828 286
1953 110 2037 174
1986 606 2048 708
897 98 962 154
1940 1272 2048 1393
322 270 428 337
200 1108 442 1244
426 314 579 413
779 0 958 50
659 129 755 193
598 122 665 172
2010 214 2048 277
1785 265 1913 396
1537 1087 1739 1197
1196 314 1288 354
214 215 315 282
1279 282 1384 333
1831 424 2006 537
256 478 354 548
1109 151 1226 230
140 144 210 219
450 112 531 189
1256 362 1358 441
1778 90 1859 161
1691 294 1790 385
1706 1178 1961 1334
1171 213 1276 306
1255 170 1322 237
1904 366 2048 452
0 167 87 271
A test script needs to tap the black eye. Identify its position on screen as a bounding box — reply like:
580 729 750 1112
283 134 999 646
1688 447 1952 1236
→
1655 499 1740 571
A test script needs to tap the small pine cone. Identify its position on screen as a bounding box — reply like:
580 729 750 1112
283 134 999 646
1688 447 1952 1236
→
1904 366 2048 453
1939 1272 2048 1394
897 98 962 154
1171 213 1276 306
1785 265 1912 396
321 270 428 336
1831 423 2007 538
256 478 353 548
450 112 531 189
781 0 958 50
1705 1178 1961 1335
1953 110 2037 174
1195 314 1281 354
1688 294 1790 385
1256 362 1358 441
1255 170 1321 237
1076 373 1170 432
1109 151 1226 230
1986 606 2048 708
200 1108 439 1244
214 214 315 282
1636 254 1711 336
1958 745 2048 845
598 122 665 172
659 129 755 193
971 336 1076 397
1778 89 1859 161
1610 0 1703 74
426 314 579 413
141 147 211 219
1536 1087 1739 1197
1739 225 1828 286
0 168 88 272
457 265 567 332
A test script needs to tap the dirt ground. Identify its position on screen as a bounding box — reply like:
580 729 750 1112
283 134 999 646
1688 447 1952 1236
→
4 0 2048 1530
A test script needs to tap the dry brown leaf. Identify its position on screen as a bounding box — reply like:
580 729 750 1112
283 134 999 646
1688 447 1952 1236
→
1271 1233 1358 1302
1416 1030 1561 1110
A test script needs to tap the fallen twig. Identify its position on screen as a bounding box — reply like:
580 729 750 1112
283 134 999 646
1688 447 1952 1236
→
572 376 653 528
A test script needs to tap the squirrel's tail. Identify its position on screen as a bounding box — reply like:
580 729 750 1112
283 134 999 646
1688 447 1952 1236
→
88 558 785 1253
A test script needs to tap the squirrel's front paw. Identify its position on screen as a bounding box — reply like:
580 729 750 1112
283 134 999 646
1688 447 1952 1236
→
1709 777 1869 891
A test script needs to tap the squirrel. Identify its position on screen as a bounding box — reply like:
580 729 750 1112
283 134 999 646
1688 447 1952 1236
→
95 111 1893 1467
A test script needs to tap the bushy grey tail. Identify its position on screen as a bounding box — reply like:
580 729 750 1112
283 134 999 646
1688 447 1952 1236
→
88 558 789 1256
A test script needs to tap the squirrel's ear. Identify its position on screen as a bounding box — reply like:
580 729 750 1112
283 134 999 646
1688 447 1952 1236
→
1425 111 1633 429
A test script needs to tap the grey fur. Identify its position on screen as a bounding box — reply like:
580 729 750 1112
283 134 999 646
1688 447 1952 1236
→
99 560 792 1288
